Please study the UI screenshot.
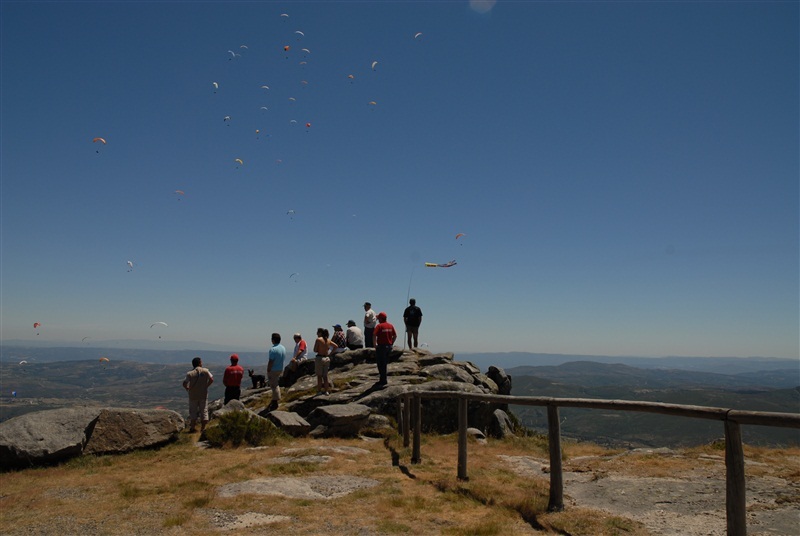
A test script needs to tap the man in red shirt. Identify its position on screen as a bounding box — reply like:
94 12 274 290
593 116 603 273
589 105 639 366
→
223 354 244 404
373 312 397 386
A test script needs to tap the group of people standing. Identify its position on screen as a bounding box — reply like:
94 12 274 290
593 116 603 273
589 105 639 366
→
181 299 423 432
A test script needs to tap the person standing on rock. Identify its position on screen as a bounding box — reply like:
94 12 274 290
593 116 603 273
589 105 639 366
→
267 333 286 411
222 354 244 404
182 357 214 433
363 301 377 348
313 327 337 395
345 320 364 350
373 312 397 387
402 298 423 349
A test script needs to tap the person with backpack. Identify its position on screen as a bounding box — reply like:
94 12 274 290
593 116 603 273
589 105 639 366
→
403 298 423 349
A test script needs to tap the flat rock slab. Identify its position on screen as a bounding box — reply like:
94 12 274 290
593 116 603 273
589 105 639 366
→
282 446 370 456
497 454 800 536
217 475 379 500
207 510 291 531
267 455 333 464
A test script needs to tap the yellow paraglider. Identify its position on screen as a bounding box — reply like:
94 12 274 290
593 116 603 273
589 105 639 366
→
234 158 244 167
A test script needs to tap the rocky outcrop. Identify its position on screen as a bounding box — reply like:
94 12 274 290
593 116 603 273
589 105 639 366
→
0 349 514 467
236 348 515 437
0 407 184 468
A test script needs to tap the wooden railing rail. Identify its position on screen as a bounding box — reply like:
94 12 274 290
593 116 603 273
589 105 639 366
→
397 390 800 536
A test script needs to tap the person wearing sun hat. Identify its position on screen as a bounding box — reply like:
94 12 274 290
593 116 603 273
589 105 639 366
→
373 311 397 386
222 354 244 404
345 320 364 350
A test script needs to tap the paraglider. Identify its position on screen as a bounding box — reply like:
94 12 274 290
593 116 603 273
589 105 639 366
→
18 360 27 365
234 158 244 168
425 260 457 268
305 122 311 128
151 321 168 339
260 85 269 90
371 61 378 70
33 322 41 335
224 115 231 124
174 190 185 200
127 260 134 272
368 101 377 106
286 209 296 219
99 357 109 368
289 272 299 282
260 106 268 111
81 336 91 342
301 48 311 55
455 233 466 245
294 30 304 38
280 13 289 18
93 137 106 153
414 32 423 39
212 82 219 93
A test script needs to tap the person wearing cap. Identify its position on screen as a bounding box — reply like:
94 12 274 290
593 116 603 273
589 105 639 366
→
331 324 347 354
287 333 308 372
222 354 244 404
363 302 378 348
267 333 286 411
345 320 364 350
373 312 397 386
403 298 424 349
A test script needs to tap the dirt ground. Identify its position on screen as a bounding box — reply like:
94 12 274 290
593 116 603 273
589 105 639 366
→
204 444 799 535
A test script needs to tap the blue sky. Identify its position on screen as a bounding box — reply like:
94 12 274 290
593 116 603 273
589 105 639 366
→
2 1 797 359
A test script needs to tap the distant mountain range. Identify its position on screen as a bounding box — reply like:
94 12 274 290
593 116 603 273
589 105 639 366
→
1 345 797 447
459 351 798 376
505 360 799 448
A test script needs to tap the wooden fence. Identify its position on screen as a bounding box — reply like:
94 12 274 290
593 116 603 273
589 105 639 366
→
396 391 800 536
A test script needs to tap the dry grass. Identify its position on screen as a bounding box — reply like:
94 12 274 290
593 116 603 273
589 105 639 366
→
1 430 797 535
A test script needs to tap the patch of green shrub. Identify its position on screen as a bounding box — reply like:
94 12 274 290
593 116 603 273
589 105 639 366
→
203 410 287 448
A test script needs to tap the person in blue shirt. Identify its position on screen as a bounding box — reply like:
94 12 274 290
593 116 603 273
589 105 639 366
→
267 333 286 411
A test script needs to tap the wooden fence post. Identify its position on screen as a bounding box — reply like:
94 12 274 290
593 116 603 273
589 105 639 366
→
458 396 469 481
547 404 564 512
725 419 746 536
403 393 411 448
412 393 422 464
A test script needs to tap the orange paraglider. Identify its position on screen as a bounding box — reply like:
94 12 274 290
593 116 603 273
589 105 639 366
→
93 137 106 154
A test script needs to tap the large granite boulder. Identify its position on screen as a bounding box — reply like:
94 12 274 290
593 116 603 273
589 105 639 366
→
264 411 311 437
0 406 184 468
0 407 102 468
306 403 371 438
83 408 184 455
